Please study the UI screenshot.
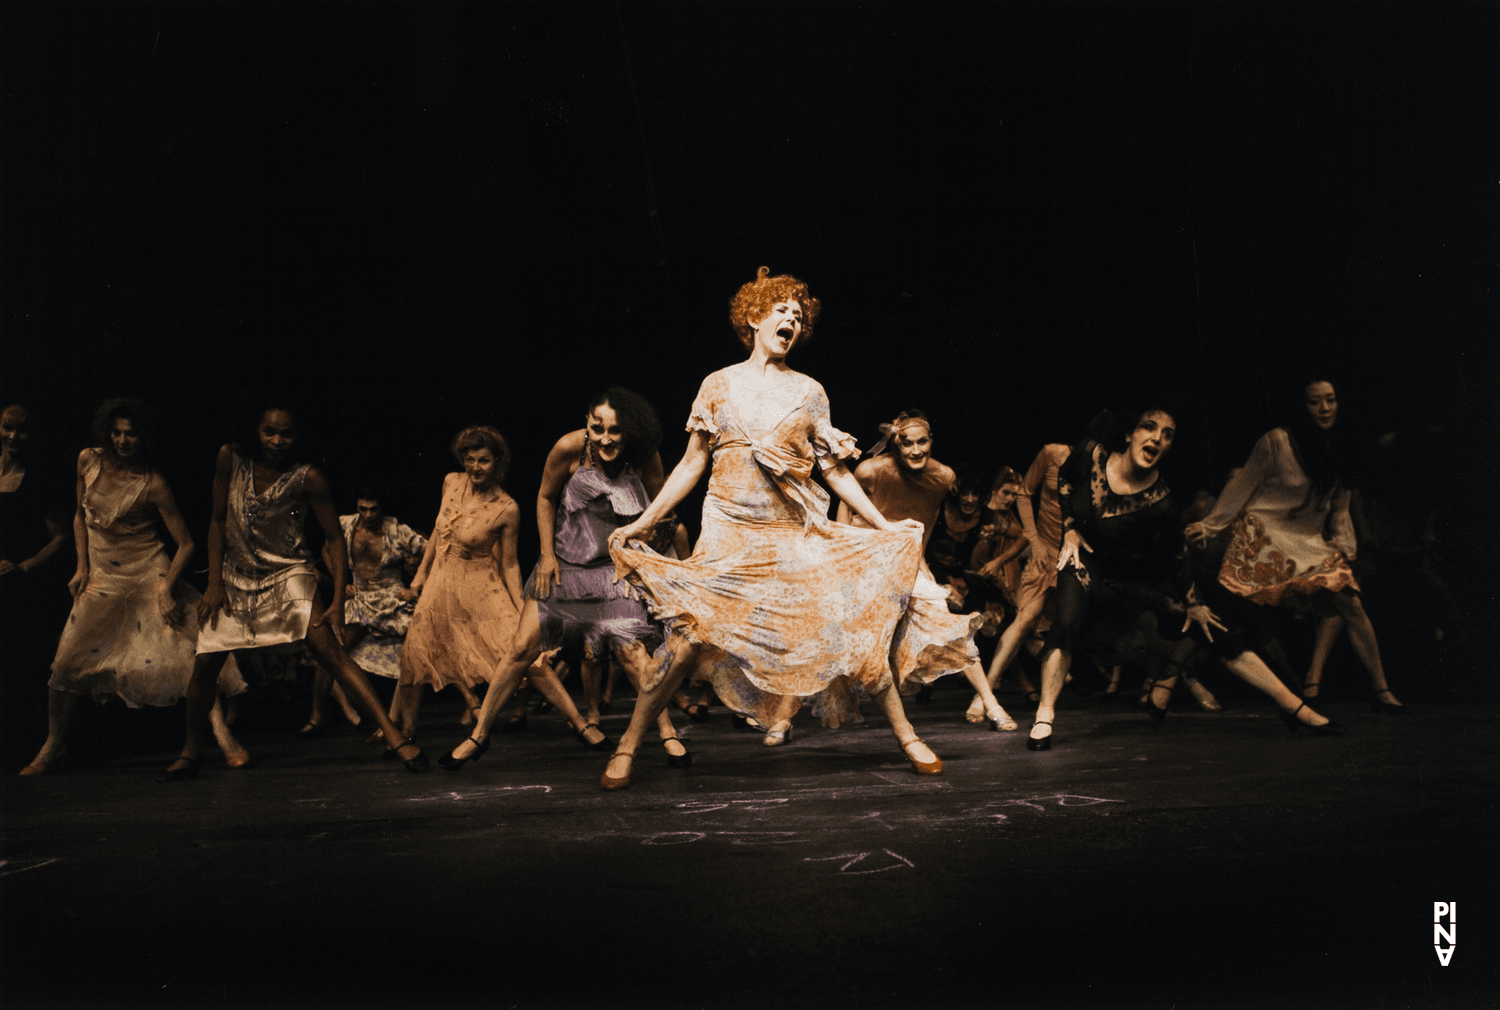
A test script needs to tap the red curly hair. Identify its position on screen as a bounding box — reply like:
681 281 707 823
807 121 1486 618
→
727 266 823 350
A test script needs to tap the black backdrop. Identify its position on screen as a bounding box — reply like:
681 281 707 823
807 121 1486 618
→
4 2 1495 619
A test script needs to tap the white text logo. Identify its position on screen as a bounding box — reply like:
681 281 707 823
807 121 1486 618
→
1434 902 1456 966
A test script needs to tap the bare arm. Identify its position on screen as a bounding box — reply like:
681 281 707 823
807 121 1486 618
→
495 504 525 612
64 452 90 596
611 432 713 545
147 474 195 629
304 467 348 640
822 461 921 534
834 458 879 526
196 445 236 628
534 432 583 598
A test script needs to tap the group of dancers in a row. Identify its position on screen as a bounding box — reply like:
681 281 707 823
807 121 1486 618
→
6 266 1406 789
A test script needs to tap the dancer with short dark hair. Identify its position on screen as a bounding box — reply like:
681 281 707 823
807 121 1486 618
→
21 399 248 775
160 398 426 780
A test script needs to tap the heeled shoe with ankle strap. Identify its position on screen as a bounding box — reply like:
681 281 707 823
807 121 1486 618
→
986 705 1018 732
387 739 429 773
600 750 636 791
575 723 613 751
901 738 943 775
439 735 489 771
1141 679 1170 723
1279 701 1347 736
157 754 202 783
663 736 692 767
1026 719 1053 751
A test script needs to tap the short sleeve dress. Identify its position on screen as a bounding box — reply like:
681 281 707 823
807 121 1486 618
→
610 368 923 728
1015 444 1069 613
399 473 520 691
49 449 245 706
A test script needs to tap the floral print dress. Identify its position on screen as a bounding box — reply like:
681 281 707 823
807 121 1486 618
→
611 368 923 727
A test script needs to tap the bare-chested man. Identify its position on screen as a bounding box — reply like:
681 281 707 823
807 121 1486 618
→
302 489 428 737
836 411 1017 731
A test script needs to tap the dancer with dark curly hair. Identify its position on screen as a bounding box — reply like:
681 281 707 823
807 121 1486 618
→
441 388 688 771
603 267 940 789
21 399 249 775
160 398 427 780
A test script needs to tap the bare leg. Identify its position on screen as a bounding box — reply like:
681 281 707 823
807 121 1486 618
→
446 599 543 761
870 682 941 771
1330 592 1401 706
602 655 623 711
602 637 696 787
303 624 422 764
209 692 250 765
614 642 686 756
961 661 1015 730
388 682 423 741
328 682 362 726
1303 615 1343 699
1222 652 1333 727
761 692 801 746
164 651 232 774
580 654 602 723
306 665 334 730
21 689 80 774
525 654 603 743
1030 647 1068 746
457 681 481 726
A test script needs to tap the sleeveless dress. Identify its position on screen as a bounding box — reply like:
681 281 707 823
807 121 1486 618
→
196 451 319 654
399 473 520 690
1194 428 1358 607
341 514 426 680
49 449 245 705
525 450 659 658
1016 444 1068 612
610 368 923 728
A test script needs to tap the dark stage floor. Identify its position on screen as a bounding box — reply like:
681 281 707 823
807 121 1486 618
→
4 687 1497 1010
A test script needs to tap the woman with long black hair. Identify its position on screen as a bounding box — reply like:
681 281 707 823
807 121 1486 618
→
1186 379 1404 713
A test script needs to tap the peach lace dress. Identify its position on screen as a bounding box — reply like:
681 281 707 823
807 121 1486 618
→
611 368 923 727
399 473 520 691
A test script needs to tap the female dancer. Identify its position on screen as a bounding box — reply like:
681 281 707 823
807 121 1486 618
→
1028 408 1340 751
385 427 520 745
1186 379 1404 713
441 388 688 771
603 266 938 789
160 398 426 780
21 399 247 775
971 466 1028 609
966 443 1070 722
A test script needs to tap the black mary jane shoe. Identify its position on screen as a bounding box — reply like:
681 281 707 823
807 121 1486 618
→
1370 689 1409 716
387 739 429 773
1026 720 1053 752
381 736 413 760
438 736 489 771
1279 701 1348 737
1141 679 1170 724
686 703 710 723
157 756 203 783
575 723 613 751
663 737 692 767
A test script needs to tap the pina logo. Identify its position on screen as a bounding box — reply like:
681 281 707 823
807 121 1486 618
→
1433 902 1456 966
